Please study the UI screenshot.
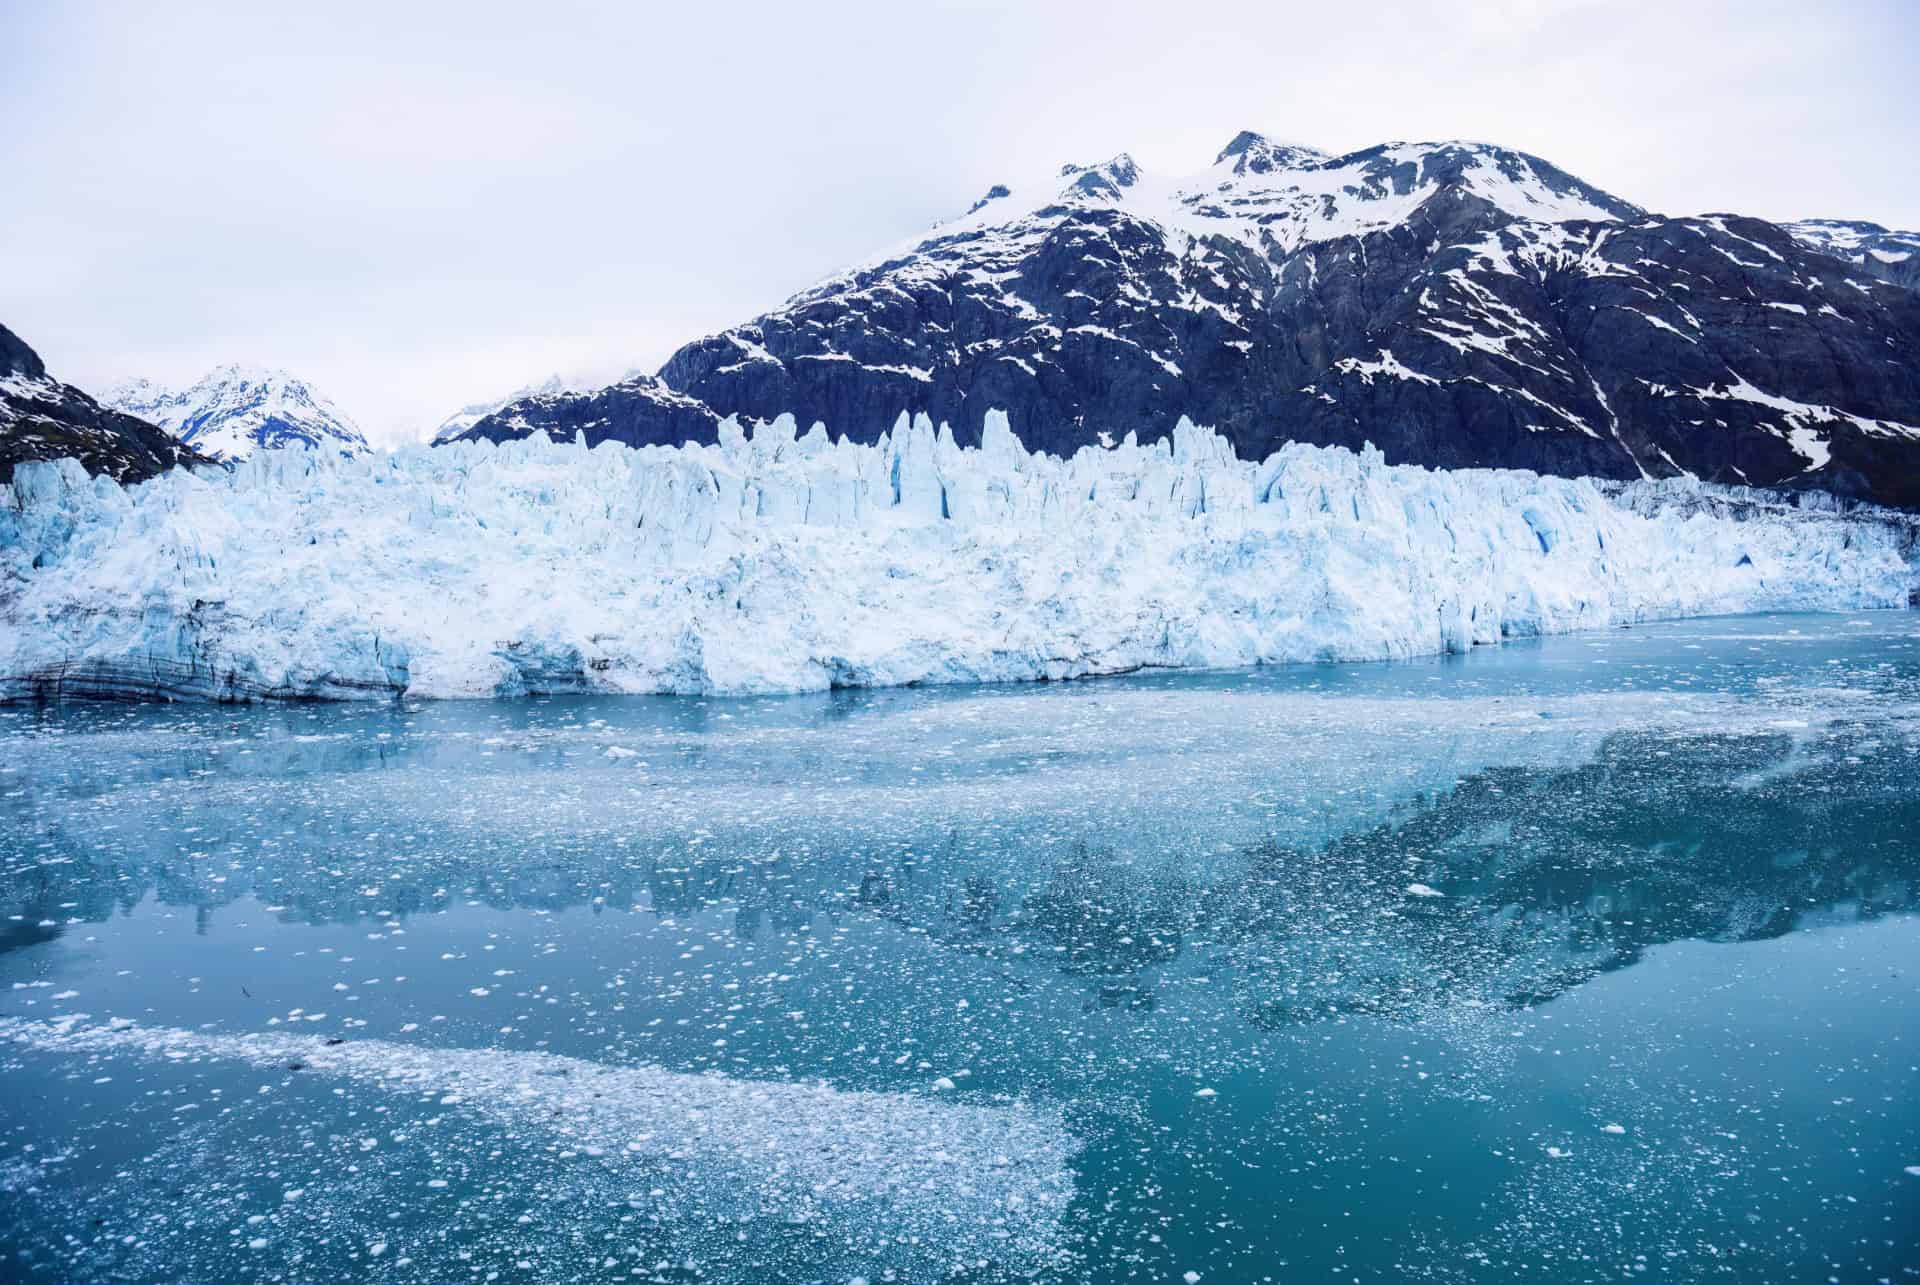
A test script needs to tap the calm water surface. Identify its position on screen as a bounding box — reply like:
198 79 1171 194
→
2 613 1918 1284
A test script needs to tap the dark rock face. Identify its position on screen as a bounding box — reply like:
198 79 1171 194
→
1786 219 1920 292
0 323 206 484
449 373 721 450
452 136 1920 507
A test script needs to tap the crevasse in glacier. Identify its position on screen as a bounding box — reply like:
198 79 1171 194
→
0 411 1911 702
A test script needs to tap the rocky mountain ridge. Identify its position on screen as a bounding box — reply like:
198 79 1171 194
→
454 132 1920 507
0 323 206 484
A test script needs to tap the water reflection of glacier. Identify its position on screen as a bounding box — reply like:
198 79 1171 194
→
3 613 1919 1285
5 618 1916 1023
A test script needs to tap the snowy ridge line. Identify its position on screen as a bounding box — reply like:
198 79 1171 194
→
0 1016 1079 1270
0 411 1913 703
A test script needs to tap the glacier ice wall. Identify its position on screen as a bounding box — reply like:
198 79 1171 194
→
0 411 1912 702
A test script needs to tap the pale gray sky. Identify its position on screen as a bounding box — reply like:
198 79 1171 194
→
4 0 1916 445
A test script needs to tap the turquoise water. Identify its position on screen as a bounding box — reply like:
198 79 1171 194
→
2 612 1918 1283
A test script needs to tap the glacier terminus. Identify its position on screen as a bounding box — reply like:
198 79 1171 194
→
2 412 1913 703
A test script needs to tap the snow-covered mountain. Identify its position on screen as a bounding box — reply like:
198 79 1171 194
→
4 418 1915 702
455 132 1920 507
107 365 370 462
1785 218 1920 292
1 322 205 483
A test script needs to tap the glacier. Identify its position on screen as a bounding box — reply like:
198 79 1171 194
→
0 410 1913 703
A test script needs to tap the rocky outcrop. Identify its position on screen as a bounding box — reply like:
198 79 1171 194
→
450 373 721 451
0 322 206 484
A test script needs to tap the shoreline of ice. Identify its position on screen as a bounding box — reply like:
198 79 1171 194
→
2 412 1914 704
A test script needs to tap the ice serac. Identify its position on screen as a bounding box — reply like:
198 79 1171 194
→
105 365 370 462
0 322 206 484
3 417 1914 704
455 132 1920 507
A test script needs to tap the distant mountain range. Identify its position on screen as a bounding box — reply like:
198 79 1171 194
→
427 370 651 444
429 374 577 444
449 131 1920 507
0 323 205 483
105 366 369 462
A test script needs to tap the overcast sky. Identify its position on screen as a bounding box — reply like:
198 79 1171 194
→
5 0 1916 445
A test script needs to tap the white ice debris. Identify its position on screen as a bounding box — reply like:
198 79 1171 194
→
0 412 1910 703
0 1017 1078 1265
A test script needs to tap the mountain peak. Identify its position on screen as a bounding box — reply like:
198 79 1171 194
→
105 365 368 462
1059 153 1142 201
197 363 305 391
1213 131 1325 175
2 323 50 381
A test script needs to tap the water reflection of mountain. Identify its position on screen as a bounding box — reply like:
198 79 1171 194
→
3 722 1914 1024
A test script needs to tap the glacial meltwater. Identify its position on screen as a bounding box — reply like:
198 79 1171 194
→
3 612 1918 1284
